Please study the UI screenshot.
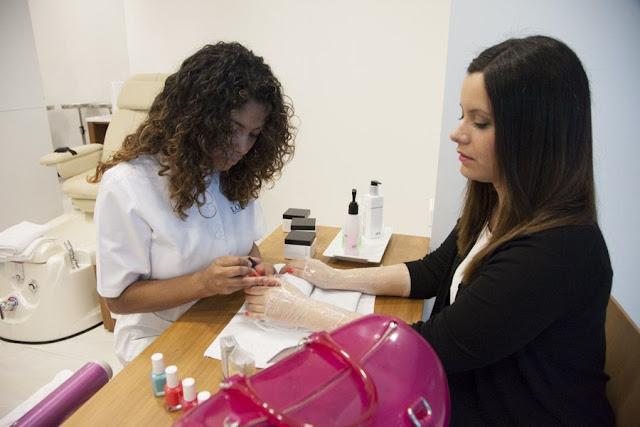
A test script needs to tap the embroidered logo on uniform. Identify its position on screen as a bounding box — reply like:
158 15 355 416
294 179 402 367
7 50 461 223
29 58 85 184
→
230 203 243 214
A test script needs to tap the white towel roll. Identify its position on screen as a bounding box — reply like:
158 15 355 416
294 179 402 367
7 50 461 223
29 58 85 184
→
0 221 50 254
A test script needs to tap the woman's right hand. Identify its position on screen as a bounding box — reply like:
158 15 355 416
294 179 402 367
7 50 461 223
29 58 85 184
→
281 259 411 296
280 258 341 289
199 256 269 295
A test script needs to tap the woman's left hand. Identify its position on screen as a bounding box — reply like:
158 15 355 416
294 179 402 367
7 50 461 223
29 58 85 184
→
244 278 309 327
244 277 361 331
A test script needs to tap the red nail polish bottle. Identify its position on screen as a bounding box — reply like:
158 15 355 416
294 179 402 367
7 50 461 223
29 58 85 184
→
164 365 183 411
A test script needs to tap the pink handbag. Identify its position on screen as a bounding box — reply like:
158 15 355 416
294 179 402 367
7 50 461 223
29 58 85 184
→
176 314 450 426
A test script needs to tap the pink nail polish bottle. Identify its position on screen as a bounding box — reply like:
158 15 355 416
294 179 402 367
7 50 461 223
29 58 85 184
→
197 390 211 405
181 377 198 413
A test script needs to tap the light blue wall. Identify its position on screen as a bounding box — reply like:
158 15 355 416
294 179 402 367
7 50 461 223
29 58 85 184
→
431 0 640 324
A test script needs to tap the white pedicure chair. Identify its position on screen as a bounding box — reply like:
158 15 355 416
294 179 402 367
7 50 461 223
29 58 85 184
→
0 74 168 342
0 213 99 342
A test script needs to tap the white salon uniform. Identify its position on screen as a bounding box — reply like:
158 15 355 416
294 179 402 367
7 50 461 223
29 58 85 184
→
95 155 265 364
450 225 491 302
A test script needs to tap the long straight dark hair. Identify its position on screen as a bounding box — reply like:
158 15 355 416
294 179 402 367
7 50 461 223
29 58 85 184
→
458 36 597 282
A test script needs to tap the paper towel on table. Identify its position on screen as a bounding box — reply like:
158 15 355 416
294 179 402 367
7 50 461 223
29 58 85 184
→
282 272 314 296
204 274 375 368
282 270 363 310
310 288 363 311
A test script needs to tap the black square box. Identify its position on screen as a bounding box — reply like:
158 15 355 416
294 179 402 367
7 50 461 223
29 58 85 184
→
282 208 311 219
291 217 316 231
284 231 316 246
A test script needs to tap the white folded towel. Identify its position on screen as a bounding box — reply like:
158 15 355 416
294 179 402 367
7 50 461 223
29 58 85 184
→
0 221 51 261
0 236 57 262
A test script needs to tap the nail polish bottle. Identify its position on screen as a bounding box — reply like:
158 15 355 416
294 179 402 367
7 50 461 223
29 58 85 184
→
220 335 238 379
181 377 198 413
164 365 183 411
228 347 256 377
150 353 166 397
342 188 361 255
197 390 211 405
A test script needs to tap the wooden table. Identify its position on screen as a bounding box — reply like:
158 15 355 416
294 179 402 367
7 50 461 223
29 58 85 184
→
65 226 428 426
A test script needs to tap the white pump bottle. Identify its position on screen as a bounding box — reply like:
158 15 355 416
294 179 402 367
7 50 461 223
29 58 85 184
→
363 180 383 239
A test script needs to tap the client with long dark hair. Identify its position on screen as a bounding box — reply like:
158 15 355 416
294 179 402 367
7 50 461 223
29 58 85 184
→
246 36 614 426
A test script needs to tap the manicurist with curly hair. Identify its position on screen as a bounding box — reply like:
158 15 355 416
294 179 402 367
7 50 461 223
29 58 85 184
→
92 42 295 364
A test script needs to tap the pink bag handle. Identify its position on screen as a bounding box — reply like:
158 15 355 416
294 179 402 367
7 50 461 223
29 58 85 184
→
305 331 379 418
221 331 379 426
221 376 299 426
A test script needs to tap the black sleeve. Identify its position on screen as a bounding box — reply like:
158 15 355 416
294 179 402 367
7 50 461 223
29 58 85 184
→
404 226 458 299
411 230 576 374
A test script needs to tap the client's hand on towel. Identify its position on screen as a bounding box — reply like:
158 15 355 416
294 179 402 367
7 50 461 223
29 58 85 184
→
244 277 361 331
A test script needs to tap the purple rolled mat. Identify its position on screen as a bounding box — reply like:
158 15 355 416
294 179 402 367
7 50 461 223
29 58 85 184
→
13 360 112 427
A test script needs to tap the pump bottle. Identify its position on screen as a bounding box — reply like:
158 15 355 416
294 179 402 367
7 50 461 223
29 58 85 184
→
363 180 384 239
342 189 360 255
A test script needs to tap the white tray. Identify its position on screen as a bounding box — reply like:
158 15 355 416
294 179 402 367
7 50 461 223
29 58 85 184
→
323 226 393 263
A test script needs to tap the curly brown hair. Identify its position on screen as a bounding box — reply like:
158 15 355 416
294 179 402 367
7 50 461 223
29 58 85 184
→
91 42 295 219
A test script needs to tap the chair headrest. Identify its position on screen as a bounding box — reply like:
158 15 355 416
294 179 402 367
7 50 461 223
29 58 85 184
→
117 74 169 111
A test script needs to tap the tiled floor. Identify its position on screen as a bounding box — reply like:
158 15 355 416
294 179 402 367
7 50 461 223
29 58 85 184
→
0 325 122 419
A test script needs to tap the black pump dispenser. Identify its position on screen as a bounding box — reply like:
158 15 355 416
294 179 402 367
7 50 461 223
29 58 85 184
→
348 189 359 214
369 180 381 196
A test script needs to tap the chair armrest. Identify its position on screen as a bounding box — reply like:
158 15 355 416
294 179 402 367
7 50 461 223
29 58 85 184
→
39 144 103 166
39 144 103 179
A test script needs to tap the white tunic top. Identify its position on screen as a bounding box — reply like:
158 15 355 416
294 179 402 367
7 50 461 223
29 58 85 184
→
450 225 491 303
95 155 265 363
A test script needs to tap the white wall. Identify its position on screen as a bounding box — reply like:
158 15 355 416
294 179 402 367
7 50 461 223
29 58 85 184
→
431 0 640 324
28 0 130 149
123 0 451 237
0 0 63 230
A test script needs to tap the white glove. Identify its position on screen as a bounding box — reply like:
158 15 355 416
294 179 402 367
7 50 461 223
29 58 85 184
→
244 276 360 331
281 259 411 296
279 259 339 289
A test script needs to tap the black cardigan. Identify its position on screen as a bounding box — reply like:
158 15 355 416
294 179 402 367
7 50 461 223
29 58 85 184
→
406 224 614 426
